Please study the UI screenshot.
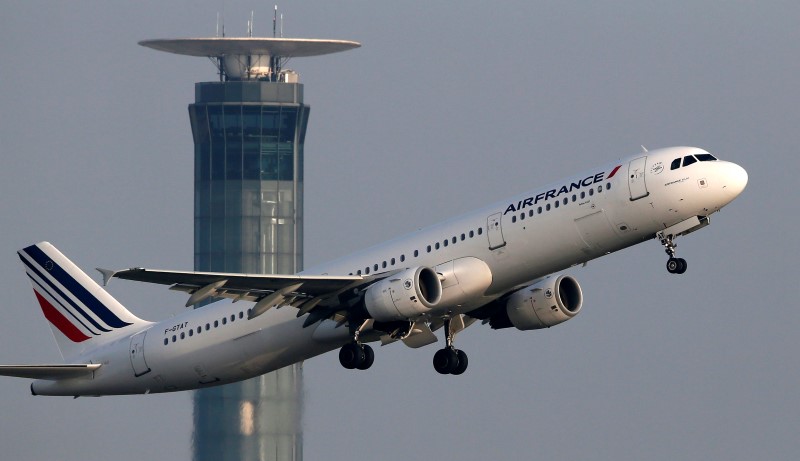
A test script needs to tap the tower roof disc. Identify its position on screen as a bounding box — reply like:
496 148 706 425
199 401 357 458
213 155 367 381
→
139 37 361 58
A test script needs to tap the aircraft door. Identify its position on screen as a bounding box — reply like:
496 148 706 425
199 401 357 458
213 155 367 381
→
628 156 649 200
487 212 506 250
129 330 151 377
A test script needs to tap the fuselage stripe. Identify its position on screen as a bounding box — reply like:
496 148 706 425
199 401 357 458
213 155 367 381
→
607 165 622 179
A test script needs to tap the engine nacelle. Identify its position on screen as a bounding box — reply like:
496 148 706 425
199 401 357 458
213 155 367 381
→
364 266 442 322
506 275 583 330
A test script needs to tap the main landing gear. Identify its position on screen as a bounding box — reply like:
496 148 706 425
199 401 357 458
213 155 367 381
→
337 317 470 375
660 234 687 274
339 321 374 370
432 318 468 375
339 342 374 370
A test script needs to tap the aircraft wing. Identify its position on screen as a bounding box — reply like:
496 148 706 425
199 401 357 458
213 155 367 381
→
101 267 390 324
0 364 101 380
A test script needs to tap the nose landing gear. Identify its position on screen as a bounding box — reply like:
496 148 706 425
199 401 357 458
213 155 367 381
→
660 234 687 274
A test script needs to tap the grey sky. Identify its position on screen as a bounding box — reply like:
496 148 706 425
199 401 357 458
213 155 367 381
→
1 1 798 460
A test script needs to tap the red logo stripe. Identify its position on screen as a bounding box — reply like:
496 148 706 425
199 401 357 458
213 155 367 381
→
607 165 622 179
33 290 90 343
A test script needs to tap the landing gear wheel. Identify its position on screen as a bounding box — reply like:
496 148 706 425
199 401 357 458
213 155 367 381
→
666 257 688 274
433 348 459 374
356 344 374 370
339 342 365 370
451 349 469 375
666 258 679 274
676 258 687 274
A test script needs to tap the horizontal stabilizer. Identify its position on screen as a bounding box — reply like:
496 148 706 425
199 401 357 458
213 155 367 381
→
0 364 101 380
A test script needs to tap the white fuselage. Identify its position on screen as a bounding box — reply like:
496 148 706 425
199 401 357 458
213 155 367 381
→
31 146 747 396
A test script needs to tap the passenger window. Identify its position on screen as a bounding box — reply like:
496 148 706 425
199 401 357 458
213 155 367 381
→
546 203 551 211
214 320 219 328
512 216 517 223
230 314 235 322
373 264 378 271
401 255 406 262
598 185 603 192
382 261 386 268
528 210 534 217
683 155 697 167
357 269 362 275
435 242 440 250
427 245 431 253
589 189 594 196
206 323 210 330
606 182 611 190
671 158 681 170
180 332 185 339
555 201 560 208
469 230 474 238
478 228 483 235
365 267 370 274
443 239 449 247
461 233 466 240
189 329 193 337
197 326 202 334
390 258 395 265
452 236 457 244
537 206 542 213
414 250 419 257
164 338 168 346
172 335 177 342
572 194 577 202
239 311 244 319
563 198 568 204
222 318 227 325
580 192 585 199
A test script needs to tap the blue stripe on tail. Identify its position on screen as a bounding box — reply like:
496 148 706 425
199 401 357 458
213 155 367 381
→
20 245 131 329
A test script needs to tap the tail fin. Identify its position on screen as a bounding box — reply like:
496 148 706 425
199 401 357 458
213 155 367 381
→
17 242 150 361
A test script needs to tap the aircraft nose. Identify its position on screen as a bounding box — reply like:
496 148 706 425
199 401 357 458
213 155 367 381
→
723 162 748 198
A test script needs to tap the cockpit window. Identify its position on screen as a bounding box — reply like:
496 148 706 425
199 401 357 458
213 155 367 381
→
696 153 718 162
682 155 697 167
670 158 681 170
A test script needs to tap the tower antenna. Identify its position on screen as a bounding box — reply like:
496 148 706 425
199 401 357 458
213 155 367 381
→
273 5 278 38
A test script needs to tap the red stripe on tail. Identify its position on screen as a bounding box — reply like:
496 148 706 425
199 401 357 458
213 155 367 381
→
33 290 90 343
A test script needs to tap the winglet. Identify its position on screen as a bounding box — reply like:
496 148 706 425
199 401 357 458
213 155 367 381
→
96 268 118 287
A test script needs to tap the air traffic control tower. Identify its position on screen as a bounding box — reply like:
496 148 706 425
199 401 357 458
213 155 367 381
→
140 34 359 461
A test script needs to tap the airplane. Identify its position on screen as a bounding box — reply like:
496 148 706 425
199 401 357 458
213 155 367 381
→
0 146 747 396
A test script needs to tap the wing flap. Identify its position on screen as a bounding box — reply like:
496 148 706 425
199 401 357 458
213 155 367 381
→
0 364 101 380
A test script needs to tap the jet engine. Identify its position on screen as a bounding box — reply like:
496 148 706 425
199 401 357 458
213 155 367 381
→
364 266 442 322
505 275 583 330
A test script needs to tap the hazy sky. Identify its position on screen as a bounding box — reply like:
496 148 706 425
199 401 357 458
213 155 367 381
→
1 2 798 460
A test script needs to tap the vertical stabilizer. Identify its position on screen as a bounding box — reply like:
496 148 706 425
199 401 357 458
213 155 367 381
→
17 242 150 361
